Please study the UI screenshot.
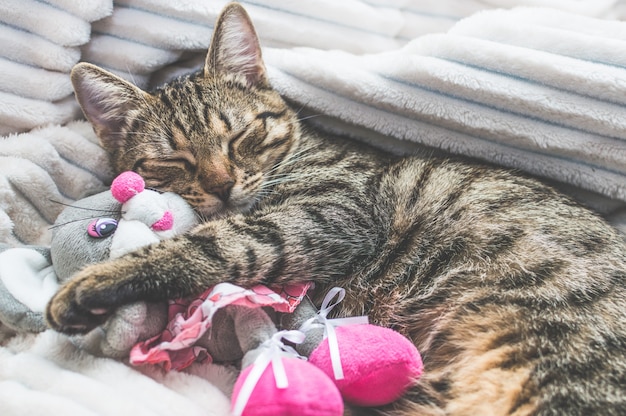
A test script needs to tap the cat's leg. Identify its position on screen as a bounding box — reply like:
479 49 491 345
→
46 202 379 333
45 233 237 333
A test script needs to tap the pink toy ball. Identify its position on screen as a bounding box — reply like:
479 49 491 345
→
309 324 423 407
232 356 344 416
111 171 145 203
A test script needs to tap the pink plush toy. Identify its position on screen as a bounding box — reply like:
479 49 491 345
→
230 288 423 415
232 331 345 416
310 324 423 407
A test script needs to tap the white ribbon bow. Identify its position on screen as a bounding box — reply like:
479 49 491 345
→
232 330 306 416
300 287 369 380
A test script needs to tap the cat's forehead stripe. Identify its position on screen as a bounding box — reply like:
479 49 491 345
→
209 112 230 137
171 127 191 150
218 111 232 131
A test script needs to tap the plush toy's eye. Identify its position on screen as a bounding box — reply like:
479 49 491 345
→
87 218 118 238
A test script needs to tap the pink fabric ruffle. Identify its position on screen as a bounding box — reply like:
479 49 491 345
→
130 282 312 371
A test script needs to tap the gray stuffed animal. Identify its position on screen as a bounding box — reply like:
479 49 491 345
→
0 171 197 357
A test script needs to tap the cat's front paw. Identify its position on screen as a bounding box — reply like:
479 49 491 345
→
46 263 126 334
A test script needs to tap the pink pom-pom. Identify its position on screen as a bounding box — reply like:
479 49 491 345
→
309 324 423 407
232 357 343 416
111 171 145 203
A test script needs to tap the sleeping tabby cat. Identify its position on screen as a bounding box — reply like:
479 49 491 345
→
47 3 626 415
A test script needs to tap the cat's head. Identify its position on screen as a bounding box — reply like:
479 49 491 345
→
71 3 300 218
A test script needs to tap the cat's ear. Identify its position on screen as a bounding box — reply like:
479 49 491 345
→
70 63 151 149
205 3 269 88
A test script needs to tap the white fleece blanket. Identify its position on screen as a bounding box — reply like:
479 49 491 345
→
66 0 625 85
2 1 626 415
0 121 112 246
0 331 236 416
0 0 112 134
264 7 626 205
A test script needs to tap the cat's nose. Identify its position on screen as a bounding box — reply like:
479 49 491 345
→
210 180 234 201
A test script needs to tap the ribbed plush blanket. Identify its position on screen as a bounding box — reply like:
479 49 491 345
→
265 7 626 208
1 1 626 415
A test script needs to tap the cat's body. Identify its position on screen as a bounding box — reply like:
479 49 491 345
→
48 4 626 415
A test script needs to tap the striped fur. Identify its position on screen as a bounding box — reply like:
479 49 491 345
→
50 4 626 415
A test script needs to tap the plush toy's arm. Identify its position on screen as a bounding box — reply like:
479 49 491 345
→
199 305 278 367
277 296 325 356
0 245 57 333
74 301 169 359
0 281 47 333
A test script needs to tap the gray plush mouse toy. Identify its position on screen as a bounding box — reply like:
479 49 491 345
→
0 171 198 356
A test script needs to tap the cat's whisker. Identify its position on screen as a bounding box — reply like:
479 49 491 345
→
48 200 125 230
124 139 167 155
291 100 314 118
297 114 323 122
193 210 210 224
49 216 113 230
259 172 318 189
289 100 325 123
49 199 119 214
120 63 137 85
266 149 314 175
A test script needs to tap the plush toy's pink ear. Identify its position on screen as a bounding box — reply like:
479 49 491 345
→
309 324 423 407
111 171 145 203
